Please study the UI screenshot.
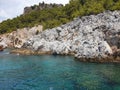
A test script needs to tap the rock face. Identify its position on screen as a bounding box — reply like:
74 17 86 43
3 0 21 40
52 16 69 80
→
1 10 120 62
0 25 43 48
0 42 7 51
22 10 120 60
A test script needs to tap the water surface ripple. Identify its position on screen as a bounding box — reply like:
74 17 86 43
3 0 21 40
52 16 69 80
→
0 49 120 90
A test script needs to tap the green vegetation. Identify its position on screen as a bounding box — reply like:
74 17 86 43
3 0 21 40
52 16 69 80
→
1 0 120 34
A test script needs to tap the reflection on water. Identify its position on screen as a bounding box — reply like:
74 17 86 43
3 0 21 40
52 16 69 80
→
0 50 120 90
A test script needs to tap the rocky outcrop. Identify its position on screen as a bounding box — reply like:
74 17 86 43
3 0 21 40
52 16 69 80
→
1 10 120 62
0 42 7 51
24 2 63 14
20 10 120 62
0 25 43 49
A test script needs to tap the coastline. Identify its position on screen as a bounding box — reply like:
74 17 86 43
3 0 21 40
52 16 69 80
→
10 48 75 56
75 56 120 63
10 48 120 63
1 10 120 63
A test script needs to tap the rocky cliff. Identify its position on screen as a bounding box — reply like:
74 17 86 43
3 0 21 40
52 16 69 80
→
20 10 120 62
1 10 120 62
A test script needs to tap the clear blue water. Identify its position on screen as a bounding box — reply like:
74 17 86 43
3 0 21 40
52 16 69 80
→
0 49 120 90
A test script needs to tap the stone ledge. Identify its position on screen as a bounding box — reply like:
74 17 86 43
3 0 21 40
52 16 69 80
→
10 48 120 63
10 48 52 55
75 56 120 63
10 48 75 56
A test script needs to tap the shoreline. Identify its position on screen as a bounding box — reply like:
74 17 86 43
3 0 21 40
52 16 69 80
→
10 48 120 63
75 57 120 63
1 10 120 64
10 48 75 56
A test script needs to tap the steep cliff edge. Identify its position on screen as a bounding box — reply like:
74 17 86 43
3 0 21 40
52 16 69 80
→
17 10 120 62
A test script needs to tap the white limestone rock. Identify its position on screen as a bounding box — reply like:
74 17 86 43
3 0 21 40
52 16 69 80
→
18 11 120 58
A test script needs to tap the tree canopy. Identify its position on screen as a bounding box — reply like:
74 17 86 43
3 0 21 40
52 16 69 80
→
0 0 120 34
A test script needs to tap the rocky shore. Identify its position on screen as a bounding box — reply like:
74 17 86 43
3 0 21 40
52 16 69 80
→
11 49 120 63
10 48 52 55
1 10 120 63
0 25 43 48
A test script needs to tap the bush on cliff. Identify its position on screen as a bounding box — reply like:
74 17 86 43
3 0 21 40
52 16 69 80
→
1 0 120 34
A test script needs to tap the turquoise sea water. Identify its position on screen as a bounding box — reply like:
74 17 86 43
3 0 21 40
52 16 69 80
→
0 49 120 90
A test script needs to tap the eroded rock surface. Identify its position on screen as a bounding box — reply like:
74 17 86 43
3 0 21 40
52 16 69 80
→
23 11 120 60
1 10 120 62
0 25 43 49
